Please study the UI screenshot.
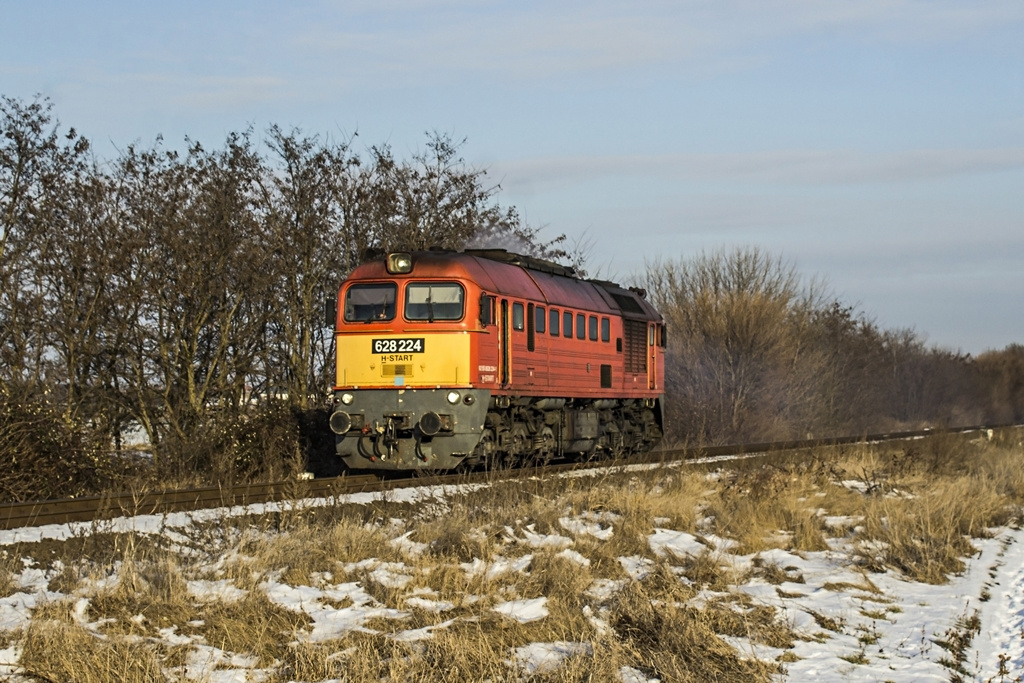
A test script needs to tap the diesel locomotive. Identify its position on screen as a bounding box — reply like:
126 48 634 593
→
328 249 665 470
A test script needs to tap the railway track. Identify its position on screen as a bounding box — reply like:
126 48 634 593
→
1 423 1016 532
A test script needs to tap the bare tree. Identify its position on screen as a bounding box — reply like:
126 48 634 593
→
1 96 90 394
641 248 828 444
977 344 1024 422
258 125 359 409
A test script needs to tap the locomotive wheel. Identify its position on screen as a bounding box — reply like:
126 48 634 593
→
532 425 556 465
469 427 497 467
510 424 531 459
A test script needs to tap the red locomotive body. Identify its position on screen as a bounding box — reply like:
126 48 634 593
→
329 249 664 470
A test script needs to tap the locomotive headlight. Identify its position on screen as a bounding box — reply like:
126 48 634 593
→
386 252 413 274
419 411 442 436
329 410 353 435
340 392 354 405
446 391 461 404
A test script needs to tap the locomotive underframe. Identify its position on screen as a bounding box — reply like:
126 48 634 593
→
333 389 663 470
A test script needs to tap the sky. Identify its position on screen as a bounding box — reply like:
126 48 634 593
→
2 0 1022 354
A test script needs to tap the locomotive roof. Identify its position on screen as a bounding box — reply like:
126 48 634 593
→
346 249 661 321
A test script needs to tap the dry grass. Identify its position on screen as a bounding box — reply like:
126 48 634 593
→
607 579 779 681
19 619 165 683
199 590 312 665
5 428 1023 680
246 516 401 585
0 551 16 597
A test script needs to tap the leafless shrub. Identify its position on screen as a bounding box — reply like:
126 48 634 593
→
641 248 830 445
0 382 118 501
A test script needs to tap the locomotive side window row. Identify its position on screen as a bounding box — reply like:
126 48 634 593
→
498 300 613 346
530 306 611 343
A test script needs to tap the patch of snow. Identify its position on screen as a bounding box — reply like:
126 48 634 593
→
181 644 266 682
558 548 591 567
461 554 532 581
494 597 548 623
390 530 428 557
586 578 627 602
344 559 416 588
507 641 590 674
583 605 612 637
648 528 707 558
619 665 660 682
0 643 24 678
619 556 655 581
187 579 246 603
559 516 614 540
389 617 458 642
405 596 455 612
514 524 574 549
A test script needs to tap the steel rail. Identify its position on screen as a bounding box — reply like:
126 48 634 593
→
1 423 1018 532
0 474 390 531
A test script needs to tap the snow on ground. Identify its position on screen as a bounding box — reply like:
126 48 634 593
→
1 471 1023 681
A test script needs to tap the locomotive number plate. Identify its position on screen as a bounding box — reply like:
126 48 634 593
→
372 338 425 354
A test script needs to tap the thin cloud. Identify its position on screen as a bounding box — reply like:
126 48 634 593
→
60 69 294 111
492 148 1024 191
296 0 1024 82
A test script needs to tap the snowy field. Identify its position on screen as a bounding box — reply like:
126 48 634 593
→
1 452 1023 682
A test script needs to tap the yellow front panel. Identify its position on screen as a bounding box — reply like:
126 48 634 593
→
336 332 472 387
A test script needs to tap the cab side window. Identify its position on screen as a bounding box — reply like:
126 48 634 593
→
512 302 525 331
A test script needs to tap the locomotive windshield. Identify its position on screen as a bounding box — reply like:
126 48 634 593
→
405 282 464 321
344 283 397 322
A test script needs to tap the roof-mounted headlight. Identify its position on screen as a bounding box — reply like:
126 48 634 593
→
386 252 413 274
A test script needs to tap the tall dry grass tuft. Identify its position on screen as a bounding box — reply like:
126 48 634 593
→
19 619 164 683
200 590 312 665
607 578 777 681
645 469 711 530
966 441 1024 515
247 517 399 586
418 507 498 562
703 595 796 649
858 479 1006 584
0 552 16 598
700 466 828 554
87 552 197 636
557 473 664 559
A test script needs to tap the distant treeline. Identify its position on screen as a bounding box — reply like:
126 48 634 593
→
2 96 1022 501
640 250 1024 446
